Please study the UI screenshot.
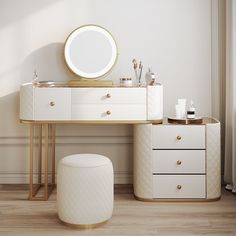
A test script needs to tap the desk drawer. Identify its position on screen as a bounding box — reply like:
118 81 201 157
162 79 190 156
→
34 88 71 120
71 88 146 104
153 150 205 174
153 175 206 198
152 125 205 149
71 104 146 120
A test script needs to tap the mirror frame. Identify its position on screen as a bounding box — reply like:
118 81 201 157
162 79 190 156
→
64 25 118 79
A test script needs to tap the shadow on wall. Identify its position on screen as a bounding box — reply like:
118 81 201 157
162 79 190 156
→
21 42 78 83
0 0 62 29
0 91 26 135
0 43 78 136
0 43 77 98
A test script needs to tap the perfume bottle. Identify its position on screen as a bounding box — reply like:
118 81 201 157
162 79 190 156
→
32 70 38 85
187 100 195 119
145 68 155 85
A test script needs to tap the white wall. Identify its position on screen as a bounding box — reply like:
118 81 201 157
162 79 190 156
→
0 0 212 183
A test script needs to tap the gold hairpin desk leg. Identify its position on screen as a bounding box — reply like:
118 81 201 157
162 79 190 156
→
37 124 42 185
51 124 56 186
44 124 49 200
28 122 56 201
29 124 34 200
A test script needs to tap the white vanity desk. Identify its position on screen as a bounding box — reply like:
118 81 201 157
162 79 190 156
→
19 24 221 202
20 83 163 200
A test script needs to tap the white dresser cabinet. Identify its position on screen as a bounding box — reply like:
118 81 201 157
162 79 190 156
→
134 118 221 201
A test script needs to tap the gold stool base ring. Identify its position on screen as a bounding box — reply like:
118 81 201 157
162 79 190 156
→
59 218 110 229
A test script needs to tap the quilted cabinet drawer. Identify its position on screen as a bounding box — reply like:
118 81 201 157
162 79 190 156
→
71 88 146 104
153 175 206 198
152 125 205 149
34 88 71 120
71 104 146 120
153 150 205 174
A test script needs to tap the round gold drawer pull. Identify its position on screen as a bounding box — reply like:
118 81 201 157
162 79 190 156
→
176 160 182 165
176 135 181 140
177 185 182 190
106 110 111 115
106 93 111 98
49 101 55 106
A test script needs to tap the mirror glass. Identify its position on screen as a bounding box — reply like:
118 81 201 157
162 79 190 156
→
64 25 117 79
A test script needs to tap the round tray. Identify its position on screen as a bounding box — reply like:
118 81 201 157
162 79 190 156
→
167 117 203 125
33 81 55 87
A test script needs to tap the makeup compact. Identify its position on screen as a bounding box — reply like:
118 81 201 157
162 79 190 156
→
120 78 133 87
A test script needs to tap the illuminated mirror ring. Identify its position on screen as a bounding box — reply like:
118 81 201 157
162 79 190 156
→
64 25 118 79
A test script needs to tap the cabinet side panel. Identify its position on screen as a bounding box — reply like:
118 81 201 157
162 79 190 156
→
133 124 153 199
20 84 34 120
206 123 221 199
147 85 163 120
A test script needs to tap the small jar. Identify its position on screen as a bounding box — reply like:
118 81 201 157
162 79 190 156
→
187 111 195 119
120 78 133 87
187 100 195 119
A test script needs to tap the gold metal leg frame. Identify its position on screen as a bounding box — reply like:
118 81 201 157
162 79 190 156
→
29 123 56 200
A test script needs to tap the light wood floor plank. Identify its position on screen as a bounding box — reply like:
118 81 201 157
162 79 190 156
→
0 187 235 236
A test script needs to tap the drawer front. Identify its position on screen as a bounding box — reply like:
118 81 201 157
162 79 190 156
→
153 175 206 198
71 88 146 104
153 150 205 174
34 88 71 120
152 125 205 149
71 104 146 120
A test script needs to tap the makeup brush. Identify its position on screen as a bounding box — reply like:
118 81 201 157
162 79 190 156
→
138 62 143 85
132 59 137 69
132 59 138 83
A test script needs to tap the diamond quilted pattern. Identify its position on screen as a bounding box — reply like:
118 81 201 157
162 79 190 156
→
20 85 34 120
134 124 153 198
57 155 113 225
206 123 221 199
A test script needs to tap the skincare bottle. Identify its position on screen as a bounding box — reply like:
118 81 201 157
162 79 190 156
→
175 104 182 119
187 100 195 119
177 98 186 118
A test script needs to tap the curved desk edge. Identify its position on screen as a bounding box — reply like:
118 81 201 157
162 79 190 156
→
20 119 163 124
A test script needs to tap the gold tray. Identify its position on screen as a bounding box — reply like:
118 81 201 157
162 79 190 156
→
167 117 203 125
67 80 113 87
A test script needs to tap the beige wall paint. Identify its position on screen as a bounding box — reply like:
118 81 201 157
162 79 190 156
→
0 0 212 183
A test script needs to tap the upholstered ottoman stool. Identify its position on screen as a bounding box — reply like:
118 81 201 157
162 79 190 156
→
57 154 113 228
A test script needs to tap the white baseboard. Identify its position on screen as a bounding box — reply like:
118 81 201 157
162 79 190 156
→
0 171 133 184
0 135 133 145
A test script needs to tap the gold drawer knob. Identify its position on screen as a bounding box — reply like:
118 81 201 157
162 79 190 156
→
106 93 111 98
106 110 111 115
49 101 55 106
176 135 182 140
177 185 182 190
176 160 182 165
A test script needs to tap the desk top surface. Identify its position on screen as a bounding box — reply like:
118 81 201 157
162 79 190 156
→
20 118 218 125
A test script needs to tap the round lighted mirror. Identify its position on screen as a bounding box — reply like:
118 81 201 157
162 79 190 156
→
64 25 118 79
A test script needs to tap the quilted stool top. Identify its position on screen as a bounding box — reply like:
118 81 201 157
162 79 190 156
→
59 154 111 168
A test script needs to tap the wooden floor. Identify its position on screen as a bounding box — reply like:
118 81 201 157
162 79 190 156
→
0 185 236 236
